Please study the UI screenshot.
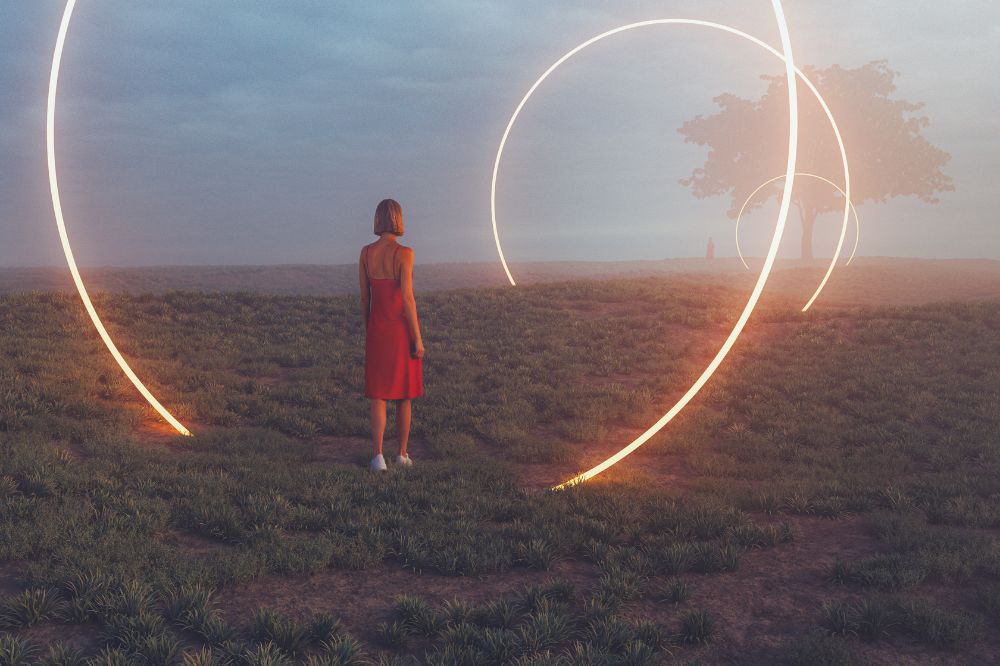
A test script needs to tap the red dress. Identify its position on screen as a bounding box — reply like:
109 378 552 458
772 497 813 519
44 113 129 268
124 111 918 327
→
363 245 423 400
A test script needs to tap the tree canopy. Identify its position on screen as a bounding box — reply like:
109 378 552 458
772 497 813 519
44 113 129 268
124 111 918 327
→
678 60 954 259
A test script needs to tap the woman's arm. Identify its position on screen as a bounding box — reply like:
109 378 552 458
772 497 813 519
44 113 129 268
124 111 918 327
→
359 246 370 330
399 247 424 358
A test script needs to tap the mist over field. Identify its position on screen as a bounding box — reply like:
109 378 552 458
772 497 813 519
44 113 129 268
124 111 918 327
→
2 258 1000 308
1 1 998 269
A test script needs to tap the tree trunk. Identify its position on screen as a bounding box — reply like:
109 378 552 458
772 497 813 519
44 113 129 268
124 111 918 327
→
800 208 816 261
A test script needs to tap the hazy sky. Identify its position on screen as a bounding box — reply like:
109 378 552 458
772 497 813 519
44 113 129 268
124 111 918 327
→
2 1 998 267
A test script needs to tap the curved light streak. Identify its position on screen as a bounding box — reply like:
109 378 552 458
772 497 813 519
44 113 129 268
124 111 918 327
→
533 2 807 489
735 172 861 272
490 17 852 311
47 0 191 436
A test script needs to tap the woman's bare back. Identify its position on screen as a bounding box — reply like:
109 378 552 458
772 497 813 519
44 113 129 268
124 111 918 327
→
364 239 406 280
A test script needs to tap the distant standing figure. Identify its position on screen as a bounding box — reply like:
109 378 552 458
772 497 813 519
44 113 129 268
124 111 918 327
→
706 236 716 260
359 199 424 472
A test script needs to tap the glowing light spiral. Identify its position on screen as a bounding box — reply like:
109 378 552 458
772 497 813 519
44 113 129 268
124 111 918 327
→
488 3 850 488
735 172 861 273
47 0 191 436
490 18 852 312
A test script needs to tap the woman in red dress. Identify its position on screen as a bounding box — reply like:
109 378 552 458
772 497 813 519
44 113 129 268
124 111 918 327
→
360 199 424 472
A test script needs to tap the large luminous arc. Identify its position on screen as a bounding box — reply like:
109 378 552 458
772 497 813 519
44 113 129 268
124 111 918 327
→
546 2 804 489
735 172 861 272
490 17 852 311
47 0 191 436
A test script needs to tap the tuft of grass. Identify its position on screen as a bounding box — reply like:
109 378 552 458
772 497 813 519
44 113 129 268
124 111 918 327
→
781 629 860 666
897 599 981 647
827 555 927 590
478 627 520 664
855 597 898 640
0 635 39 666
634 620 670 652
165 583 218 632
620 640 658 665
82 648 129 666
98 580 156 619
132 635 182 666
516 538 560 571
0 588 66 628
309 612 343 644
179 647 225 666
584 616 634 653
0 475 17 497
375 620 412 649
678 609 716 644
517 606 572 654
440 598 475 627
656 578 689 605
474 598 522 630
820 600 858 637
319 635 364 665
598 566 645 604
250 607 310 656
242 642 292 666
655 543 696 575
45 643 88 666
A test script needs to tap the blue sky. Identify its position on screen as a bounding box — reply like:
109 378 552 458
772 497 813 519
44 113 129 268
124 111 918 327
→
1 1 997 266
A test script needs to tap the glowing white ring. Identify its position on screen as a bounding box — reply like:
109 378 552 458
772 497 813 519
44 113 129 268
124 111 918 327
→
47 0 191 436
735 172 860 272
490 5 817 489
490 18 852 313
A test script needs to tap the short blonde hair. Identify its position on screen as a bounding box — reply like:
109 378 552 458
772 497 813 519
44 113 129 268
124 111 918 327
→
374 199 404 236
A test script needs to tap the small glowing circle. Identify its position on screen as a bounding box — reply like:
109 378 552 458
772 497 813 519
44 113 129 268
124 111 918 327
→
47 0 191 436
734 172 861 273
488 4 829 489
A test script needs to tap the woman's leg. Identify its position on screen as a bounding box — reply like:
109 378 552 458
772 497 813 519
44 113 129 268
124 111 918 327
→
396 399 411 457
370 399 387 456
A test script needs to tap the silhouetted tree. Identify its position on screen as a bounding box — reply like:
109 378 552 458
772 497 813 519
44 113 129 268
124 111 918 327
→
678 60 954 259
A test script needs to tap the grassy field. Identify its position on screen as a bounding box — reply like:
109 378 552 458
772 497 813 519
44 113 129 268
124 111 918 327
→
1 264 999 664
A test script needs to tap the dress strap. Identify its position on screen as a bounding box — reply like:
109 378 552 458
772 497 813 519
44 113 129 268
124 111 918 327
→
362 245 370 279
393 244 399 281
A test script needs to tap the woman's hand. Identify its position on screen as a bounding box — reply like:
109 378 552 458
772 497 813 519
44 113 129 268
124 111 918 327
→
412 340 425 359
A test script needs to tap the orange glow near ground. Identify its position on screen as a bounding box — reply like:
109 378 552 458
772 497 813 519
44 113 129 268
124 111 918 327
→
735 172 861 275
486 3 829 489
47 0 191 436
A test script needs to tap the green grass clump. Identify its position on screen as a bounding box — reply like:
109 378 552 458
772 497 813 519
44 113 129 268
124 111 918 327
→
897 599 981 647
375 620 412 649
678 609 716 644
250 608 311 656
45 643 88 666
817 596 981 647
780 629 860 665
0 588 65 628
655 578 689 605
394 594 442 637
0 635 39 666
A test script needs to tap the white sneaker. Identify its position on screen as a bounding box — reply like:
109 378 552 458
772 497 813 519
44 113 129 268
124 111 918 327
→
370 454 387 472
396 454 413 467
